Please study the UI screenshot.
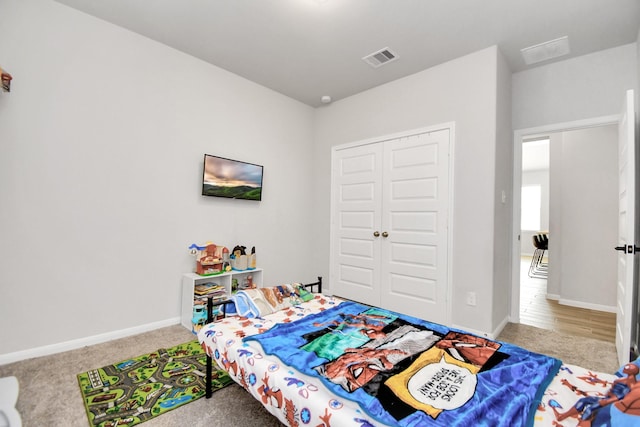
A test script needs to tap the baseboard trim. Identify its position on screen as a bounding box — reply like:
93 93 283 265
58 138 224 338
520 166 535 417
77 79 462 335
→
547 293 614 313
451 316 509 341
0 317 181 366
491 316 510 339
557 298 616 313
451 323 493 339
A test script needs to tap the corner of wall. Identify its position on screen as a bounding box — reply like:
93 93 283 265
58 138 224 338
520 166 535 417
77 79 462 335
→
492 48 514 331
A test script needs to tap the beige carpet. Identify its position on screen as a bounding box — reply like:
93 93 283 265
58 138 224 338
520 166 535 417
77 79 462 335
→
0 322 619 426
498 322 619 373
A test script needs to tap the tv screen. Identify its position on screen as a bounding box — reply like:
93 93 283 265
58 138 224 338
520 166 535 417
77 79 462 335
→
202 154 263 201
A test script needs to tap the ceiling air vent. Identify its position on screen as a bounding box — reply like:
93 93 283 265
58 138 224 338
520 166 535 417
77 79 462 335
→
521 36 570 65
362 47 398 68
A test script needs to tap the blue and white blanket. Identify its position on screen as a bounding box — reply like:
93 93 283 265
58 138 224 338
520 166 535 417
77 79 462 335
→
246 301 561 426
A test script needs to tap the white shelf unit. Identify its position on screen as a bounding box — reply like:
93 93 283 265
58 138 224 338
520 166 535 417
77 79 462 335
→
181 268 263 333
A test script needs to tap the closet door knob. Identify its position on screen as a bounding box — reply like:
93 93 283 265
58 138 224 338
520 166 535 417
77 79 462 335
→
382 231 389 238
373 231 380 237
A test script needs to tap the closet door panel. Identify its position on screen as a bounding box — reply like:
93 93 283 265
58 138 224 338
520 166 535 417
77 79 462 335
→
381 129 450 323
331 143 382 306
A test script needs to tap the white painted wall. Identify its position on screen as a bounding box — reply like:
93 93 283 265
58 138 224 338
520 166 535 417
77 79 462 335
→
513 43 638 130
313 46 503 335
491 50 513 333
0 0 315 357
551 126 618 309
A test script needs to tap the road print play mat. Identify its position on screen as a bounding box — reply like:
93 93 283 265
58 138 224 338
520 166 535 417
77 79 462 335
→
77 340 231 427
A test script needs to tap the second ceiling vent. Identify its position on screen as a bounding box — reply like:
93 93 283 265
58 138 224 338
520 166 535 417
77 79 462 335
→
362 47 398 68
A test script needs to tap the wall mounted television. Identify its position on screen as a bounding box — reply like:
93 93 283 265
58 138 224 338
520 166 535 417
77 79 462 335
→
202 154 263 201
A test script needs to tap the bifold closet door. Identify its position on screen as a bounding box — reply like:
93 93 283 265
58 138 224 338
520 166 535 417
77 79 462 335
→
380 129 450 323
331 142 383 307
331 127 450 324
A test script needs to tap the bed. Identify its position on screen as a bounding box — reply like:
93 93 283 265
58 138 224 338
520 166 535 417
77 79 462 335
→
197 278 640 426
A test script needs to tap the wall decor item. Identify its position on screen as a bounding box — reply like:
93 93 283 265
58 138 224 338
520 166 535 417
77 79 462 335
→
0 66 12 92
202 154 263 201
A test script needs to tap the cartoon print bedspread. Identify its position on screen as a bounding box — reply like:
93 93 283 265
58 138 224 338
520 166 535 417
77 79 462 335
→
199 296 571 426
245 301 563 426
199 295 386 426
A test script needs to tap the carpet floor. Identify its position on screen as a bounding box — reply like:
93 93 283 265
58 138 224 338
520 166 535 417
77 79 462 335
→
0 322 619 426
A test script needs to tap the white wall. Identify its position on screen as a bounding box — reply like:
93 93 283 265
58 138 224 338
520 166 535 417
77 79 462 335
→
550 126 618 309
491 50 513 332
0 0 315 357
313 46 503 335
513 43 638 130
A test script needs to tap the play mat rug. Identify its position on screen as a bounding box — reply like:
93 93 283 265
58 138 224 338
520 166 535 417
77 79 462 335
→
77 340 232 427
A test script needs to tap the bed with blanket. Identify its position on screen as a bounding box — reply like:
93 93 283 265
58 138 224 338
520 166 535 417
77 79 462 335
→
197 279 640 426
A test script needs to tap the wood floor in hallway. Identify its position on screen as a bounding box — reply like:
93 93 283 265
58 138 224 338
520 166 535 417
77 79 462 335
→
520 257 616 343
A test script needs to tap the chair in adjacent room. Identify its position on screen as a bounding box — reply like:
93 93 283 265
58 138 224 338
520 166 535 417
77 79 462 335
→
528 233 548 279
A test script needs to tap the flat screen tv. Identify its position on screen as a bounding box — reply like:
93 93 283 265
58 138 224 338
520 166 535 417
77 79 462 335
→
202 154 263 201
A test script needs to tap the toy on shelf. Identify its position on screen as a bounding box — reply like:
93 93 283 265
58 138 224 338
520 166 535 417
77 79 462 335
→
249 246 257 269
222 247 230 268
231 245 247 270
192 305 207 333
237 275 255 290
188 242 232 276
192 304 220 333
231 245 257 271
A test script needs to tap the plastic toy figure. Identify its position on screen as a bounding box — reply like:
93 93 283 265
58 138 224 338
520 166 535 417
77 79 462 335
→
0 67 12 92
222 247 231 272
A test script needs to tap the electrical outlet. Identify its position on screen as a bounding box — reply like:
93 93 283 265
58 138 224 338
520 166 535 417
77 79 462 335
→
466 292 477 306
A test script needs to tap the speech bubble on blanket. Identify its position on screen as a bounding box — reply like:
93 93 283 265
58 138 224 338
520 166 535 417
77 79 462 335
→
406 356 477 411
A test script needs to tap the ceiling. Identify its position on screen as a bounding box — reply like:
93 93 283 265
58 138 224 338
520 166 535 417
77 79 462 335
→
53 0 640 107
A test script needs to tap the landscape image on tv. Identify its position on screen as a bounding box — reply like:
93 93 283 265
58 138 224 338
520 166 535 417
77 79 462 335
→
202 154 263 201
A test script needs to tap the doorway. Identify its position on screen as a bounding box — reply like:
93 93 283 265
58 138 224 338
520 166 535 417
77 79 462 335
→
519 137 551 328
512 116 619 342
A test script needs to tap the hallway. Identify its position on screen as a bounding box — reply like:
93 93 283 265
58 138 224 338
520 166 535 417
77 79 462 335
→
520 257 616 343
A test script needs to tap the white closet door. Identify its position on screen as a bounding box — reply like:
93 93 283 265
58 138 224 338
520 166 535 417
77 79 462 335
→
331 142 383 306
380 129 450 324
